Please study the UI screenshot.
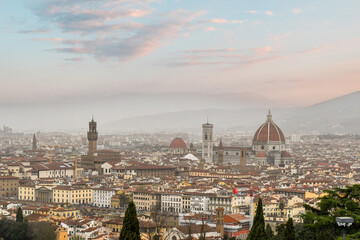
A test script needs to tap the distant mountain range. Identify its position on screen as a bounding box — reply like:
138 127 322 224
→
0 91 359 134
105 91 360 134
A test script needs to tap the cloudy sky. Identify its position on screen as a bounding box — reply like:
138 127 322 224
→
1 0 360 106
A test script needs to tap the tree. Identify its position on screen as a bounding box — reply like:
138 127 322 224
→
284 218 296 240
31 222 56 240
266 224 274 240
248 198 268 240
302 184 360 240
119 201 140 240
274 224 286 240
16 207 24 222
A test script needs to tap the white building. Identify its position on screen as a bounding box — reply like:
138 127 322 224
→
190 194 210 214
92 187 116 207
161 193 183 214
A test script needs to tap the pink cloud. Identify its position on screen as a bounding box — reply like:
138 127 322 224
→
301 44 332 54
253 46 272 54
292 8 302 14
266 11 274 16
31 38 63 42
271 32 292 41
248 10 257 14
210 18 227 24
206 26 215 31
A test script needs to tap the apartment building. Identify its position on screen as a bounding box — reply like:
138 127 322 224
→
161 192 182 213
0 176 19 198
53 186 92 204
92 187 116 207
133 190 161 211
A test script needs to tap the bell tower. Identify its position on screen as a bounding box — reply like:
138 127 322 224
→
218 139 223 166
202 121 214 163
87 117 98 156
32 134 37 151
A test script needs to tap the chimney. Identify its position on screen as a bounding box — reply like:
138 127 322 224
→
216 207 224 237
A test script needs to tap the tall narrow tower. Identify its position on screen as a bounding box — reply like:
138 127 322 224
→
202 121 214 163
32 134 37 151
218 139 224 166
87 117 98 156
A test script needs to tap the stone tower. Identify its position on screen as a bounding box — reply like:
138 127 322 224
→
218 139 224 166
87 117 98 156
202 121 214 163
32 134 37 151
216 207 224 237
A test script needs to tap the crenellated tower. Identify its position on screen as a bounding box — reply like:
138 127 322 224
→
87 117 98 156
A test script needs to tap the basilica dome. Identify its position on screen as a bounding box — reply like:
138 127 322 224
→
170 138 187 149
253 110 285 145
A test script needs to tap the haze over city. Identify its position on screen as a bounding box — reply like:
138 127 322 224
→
0 2 359 240
1 0 360 131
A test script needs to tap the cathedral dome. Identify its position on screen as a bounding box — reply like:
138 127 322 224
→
253 110 285 145
170 138 187 149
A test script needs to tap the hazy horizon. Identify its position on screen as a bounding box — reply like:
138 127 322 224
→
1 1 360 132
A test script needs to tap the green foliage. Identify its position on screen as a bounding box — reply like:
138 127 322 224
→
302 184 360 240
30 222 56 240
16 207 23 222
119 201 140 240
294 223 315 240
0 219 33 240
274 224 286 240
284 218 296 240
248 198 268 240
266 224 274 240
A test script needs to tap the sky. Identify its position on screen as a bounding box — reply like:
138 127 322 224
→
1 0 360 107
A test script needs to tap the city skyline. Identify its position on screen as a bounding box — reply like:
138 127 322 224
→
1 0 360 106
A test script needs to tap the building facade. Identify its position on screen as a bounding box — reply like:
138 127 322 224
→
0 176 19 199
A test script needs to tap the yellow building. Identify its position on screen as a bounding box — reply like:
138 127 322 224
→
53 185 92 204
133 190 161 211
56 226 68 240
18 185 36 201
104 218 123 233
111 195 120 208
49 206 81 220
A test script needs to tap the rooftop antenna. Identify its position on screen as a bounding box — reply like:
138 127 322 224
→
207 116 209 124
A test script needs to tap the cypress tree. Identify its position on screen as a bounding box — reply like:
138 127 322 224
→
119 201 140 240
284 218 296 240
248 198 268 240
16 207 23 222
266 223 274 240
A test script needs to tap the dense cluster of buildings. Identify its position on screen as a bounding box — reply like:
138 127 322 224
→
0 112 359 239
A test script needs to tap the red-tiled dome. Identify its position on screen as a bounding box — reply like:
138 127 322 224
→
170 138 187 149
281 151 291 158
255 151 267 158
253 111 285 144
